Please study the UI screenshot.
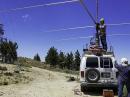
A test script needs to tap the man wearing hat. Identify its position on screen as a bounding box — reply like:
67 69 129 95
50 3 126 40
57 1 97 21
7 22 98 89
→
115 58 130 97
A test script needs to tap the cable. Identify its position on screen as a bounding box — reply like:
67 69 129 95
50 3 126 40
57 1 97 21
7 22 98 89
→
43 22 130 32
79 0 96 24
0 0 79 13
107 22 130 26
56 34 130 41
56 36 93 41
107 34 130 37
44 25 94 32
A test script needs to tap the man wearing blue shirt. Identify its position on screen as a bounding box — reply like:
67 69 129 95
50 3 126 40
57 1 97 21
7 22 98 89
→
115 58 130 97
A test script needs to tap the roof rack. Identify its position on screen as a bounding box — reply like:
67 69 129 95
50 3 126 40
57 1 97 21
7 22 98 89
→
83 44 114 57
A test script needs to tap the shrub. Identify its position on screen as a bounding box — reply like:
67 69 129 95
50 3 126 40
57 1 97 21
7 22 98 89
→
4 72 13 76
0 66 7 71
68 77 75 81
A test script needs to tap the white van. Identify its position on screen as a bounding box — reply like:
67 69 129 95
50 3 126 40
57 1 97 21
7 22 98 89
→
80 53 118 92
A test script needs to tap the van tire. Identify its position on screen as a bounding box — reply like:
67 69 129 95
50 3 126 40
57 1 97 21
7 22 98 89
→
86 69 100 83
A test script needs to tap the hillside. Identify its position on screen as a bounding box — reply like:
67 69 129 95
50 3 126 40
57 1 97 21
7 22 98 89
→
15 57 79 75
0 59 118 97
0 66 104 97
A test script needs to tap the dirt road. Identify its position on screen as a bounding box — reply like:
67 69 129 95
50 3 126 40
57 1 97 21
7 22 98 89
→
0 67 103 97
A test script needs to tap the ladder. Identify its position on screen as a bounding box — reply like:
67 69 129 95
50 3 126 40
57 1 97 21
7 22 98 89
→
103 58 111 68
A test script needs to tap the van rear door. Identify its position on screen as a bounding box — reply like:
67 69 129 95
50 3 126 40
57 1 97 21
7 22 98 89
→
100 57 113 79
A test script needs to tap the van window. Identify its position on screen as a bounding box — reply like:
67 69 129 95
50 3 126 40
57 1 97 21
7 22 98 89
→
86 57 98 68
100 57 113 68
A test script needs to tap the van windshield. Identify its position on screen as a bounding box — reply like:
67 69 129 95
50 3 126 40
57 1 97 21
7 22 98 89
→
100 57 113 68
86 57 98 68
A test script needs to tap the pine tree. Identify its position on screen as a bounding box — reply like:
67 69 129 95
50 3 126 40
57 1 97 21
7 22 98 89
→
34 53 41 61
0 23 18 63
74 50 81 70
0 24 4 35
58 51 65 69
65 52 74 70
0 40 18 63
9 41 18 61
45 47 59 67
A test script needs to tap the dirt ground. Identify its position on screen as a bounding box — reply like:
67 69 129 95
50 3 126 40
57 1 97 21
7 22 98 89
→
0 67 115 97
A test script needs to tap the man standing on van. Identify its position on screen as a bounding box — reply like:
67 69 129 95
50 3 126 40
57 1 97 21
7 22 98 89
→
115 58 130 97
99 18 107 51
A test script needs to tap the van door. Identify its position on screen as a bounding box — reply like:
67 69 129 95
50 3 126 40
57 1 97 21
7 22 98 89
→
85 57 100 83
100 57 113 79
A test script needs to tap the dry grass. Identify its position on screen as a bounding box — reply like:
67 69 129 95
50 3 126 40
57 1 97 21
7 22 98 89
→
0 73 32 85
0 63 33 86
14 57 79 75
0 66 7 71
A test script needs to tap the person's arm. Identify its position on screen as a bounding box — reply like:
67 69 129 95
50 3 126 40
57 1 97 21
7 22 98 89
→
96 23 100 33
115 63 122 71
128 66 130 79
104 24 106 34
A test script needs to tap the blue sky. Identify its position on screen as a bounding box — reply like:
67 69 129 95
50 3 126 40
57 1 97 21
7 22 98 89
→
0 0 130 62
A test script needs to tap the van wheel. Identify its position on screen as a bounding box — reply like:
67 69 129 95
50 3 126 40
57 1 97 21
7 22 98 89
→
86 69 100 83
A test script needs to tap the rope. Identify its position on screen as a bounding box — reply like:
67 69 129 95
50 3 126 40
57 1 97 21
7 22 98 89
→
0 0 79 13
96 0 99 22
79 0 96 24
